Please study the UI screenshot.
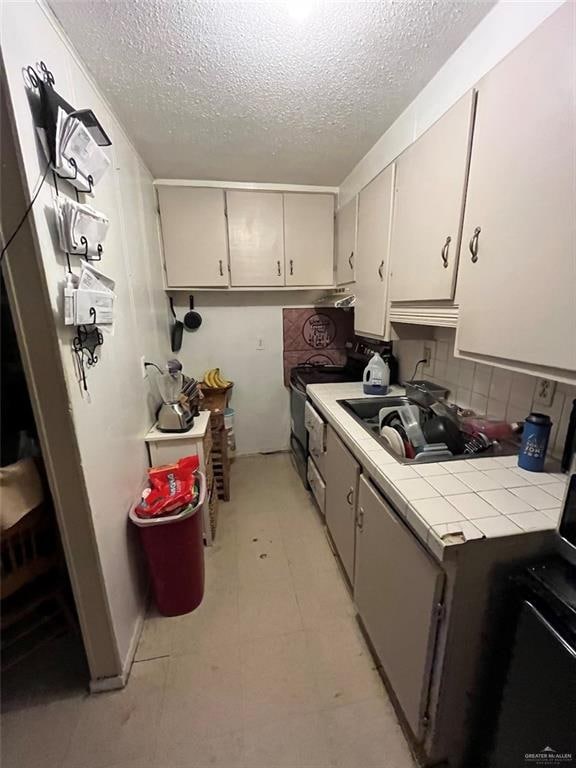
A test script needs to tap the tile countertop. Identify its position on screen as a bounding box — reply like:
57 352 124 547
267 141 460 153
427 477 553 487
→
307 382 569 560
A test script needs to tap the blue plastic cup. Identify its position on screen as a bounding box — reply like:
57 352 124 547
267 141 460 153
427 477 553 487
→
518 413 552 472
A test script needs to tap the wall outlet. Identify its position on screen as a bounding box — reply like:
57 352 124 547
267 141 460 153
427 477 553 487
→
534 377 556 407
423 345 433 372
256 337 265 351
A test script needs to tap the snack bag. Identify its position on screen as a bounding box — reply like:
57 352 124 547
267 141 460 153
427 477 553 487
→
135 455 200 519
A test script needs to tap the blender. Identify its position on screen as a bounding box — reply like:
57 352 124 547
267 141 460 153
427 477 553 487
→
156 361 194 432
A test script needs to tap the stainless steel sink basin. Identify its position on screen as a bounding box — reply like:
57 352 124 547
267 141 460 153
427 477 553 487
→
337 396 519 464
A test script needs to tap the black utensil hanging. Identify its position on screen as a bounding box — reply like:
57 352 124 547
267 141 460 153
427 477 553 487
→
183 295 202 331
169 297 183 353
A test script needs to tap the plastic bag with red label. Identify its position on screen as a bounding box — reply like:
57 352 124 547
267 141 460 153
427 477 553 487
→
135 455 200 519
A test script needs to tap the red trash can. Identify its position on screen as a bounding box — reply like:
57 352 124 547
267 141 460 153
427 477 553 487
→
130 473 206 616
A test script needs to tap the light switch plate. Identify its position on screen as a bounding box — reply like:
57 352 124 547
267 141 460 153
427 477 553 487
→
534 378 556 407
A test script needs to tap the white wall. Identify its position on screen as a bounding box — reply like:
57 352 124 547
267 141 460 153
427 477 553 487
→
339 0 565 207
1 0 170 676
171 292 323 455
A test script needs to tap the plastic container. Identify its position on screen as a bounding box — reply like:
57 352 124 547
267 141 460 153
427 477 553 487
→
363 352 390 395
129 472 206 616
518 413 552 472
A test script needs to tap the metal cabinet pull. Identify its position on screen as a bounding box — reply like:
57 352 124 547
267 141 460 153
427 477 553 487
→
469 227 481 263
277 260 281 276
218 259 224 276
441 236 451 268
346 487 354 506
290 259 294 276
357 508 364 530
348 251 354 270
378 260 384 280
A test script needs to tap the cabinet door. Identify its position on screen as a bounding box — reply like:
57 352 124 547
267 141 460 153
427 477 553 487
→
354 475 444 739
226 191 284 286
325 427 360 583
355 164 395 338
157 187 229 288
335 196 357 285
389 91 475 303
284 193 334 286
456 3 576 374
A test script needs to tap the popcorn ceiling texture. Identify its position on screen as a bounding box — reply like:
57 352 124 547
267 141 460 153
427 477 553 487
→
49 0 493 184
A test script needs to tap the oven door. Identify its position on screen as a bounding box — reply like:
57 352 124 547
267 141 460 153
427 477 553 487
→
290 382 308 449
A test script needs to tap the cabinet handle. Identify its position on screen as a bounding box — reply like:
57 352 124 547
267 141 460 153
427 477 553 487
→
346 487 354 506
469 227 481 263
290 259 294 276
348 251 354 270
441 236 451 269
356 507 364 530
218 259 224 276
378 260 384 280
277 260 281 276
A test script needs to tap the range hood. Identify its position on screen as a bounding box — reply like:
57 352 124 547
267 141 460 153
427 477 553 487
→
313 291 355 308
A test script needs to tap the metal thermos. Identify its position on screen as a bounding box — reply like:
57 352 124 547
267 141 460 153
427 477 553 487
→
518 412 552 472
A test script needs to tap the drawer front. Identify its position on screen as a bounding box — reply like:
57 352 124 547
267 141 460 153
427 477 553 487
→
307 458 326 515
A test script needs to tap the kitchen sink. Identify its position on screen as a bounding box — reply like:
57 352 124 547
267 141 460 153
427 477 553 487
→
338 396 519 464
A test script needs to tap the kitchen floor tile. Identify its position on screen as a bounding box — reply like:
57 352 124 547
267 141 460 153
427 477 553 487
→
63 658 167 768
159 647 242 747
242 711 335 768
239 576 304 641
323 697 416 768
471 516 523 537
293 563 355 629
478 489 534 515
2 454 414 768
510 485 560 510
241 631 319 728
305 616 384 709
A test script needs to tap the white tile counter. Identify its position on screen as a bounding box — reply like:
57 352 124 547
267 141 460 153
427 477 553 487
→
307 382 568 560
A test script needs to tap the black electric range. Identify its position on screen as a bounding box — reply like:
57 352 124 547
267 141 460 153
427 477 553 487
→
289 338 397 485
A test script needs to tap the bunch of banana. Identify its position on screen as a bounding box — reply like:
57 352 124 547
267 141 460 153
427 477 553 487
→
202 368 232 389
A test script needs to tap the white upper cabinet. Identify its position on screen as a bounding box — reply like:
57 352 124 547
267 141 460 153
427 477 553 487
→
389 91 476 303
226 191 285 287
335 196 357 285
284 193 334 286
355 164 395 338
158 187 229 288
456 3 576 377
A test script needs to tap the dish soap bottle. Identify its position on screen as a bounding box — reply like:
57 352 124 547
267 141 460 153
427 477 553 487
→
363 352 390 395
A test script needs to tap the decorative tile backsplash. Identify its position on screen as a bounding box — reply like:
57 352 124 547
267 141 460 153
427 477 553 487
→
395 328 576 461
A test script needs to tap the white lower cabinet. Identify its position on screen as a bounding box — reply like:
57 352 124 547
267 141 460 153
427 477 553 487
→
325 426 360 583
354 475 444 739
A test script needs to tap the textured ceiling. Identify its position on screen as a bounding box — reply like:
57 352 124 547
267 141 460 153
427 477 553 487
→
49 0 494 184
